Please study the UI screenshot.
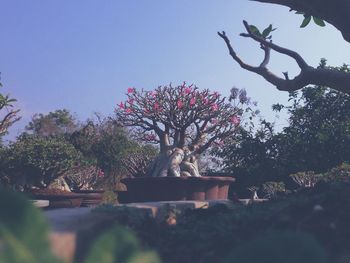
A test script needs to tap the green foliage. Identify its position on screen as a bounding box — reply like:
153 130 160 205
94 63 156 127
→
0 79 20 139
213 120 278 195
262 181 286 199
296 12 326 28
321 163 350 183
101 190 118 204
0 189 61 263
121 144 158 177
25 109 78 137
290 171 320 188
112 182 350 263
313 17 326 27
85 226 160 263
275 72 350 173
1 135 82 189
0 189 160 263
63 165 104 190
248 24 276 39
215 61 350 192
300 15 312 28
289 163 350 188
224 231 327 263
70 117 141 186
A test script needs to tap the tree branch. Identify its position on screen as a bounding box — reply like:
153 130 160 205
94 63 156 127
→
0 109 20 135
218 21 350 94
250 0 350 43
240 20 308 69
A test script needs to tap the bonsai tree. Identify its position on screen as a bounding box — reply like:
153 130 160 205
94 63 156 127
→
70 116 141 188
1 135 82 190
121 144 159 177
116 83 253 177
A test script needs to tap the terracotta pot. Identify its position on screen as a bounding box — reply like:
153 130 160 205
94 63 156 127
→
121 176 235 203
73 190 104 207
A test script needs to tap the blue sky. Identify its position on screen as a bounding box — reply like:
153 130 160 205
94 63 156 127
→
1 0 350 141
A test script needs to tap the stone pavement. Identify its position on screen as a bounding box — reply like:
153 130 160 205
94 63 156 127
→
44 200 234 262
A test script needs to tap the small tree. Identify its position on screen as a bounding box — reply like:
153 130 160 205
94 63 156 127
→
25 109 78 137
0 80 20 140
116 83 253 177
70 116 140 188
121 144 158 177
1 135 82 190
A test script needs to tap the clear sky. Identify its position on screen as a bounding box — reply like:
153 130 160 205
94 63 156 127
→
1 0 349 142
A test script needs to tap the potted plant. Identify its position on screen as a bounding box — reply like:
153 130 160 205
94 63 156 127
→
116 84 254 201
2 135 84 208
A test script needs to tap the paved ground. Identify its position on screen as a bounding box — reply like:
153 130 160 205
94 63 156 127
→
43 200 234 262
44 199 233 231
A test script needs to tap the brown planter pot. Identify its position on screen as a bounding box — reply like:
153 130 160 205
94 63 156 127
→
115 191 129 204
121 176 235 203
73 190 104 207
32 193 83 208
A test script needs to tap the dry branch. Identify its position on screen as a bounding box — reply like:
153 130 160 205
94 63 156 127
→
218 20 350 94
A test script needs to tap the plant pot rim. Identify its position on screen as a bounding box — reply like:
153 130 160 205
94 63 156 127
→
121 176 235 183
31 193 84 200
73 190 105 194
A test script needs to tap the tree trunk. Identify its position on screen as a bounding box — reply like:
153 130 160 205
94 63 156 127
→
149 148 201 177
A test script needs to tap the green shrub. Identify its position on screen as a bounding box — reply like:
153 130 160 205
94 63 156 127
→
101 190 118 204
262 181 286 198
224 231 328 263
290 171 320 188
2 135 82 189
0 189 61 263
322 163 350 183
85 225 160 263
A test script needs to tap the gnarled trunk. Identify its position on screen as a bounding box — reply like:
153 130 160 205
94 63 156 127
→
149 147 201 177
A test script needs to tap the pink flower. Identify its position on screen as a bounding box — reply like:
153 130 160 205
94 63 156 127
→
203 98 209 104
215 140 225 146
230 115 240 125
210 118 219 125
190 97 196 106
144 108 150 114
118 102 125 109
184 87 192 95
128 98 134 105
154 102 160 111
145 133 157 141
127 87 135 94
125 108 132 113
149 91 157 98
177 100 184 109
211 103 219 111
98 170 104 178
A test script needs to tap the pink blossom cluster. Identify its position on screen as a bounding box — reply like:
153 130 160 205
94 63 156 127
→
98 169 104 178
230 115 240 125
117 87 242 128
144 133 157 141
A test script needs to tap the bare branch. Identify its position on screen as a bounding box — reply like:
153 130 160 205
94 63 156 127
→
218 31 261 73
241 20 308 69
218 21 350 94
0 109 20 136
